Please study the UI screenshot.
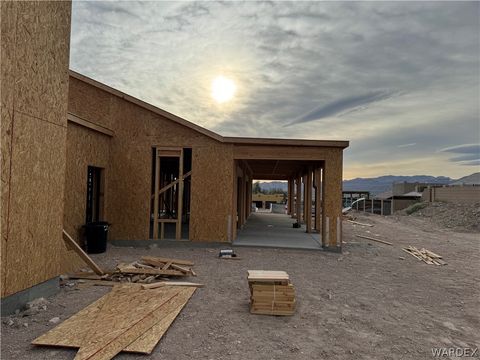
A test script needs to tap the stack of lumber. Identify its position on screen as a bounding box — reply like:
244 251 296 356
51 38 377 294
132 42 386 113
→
32 284 196 359
247 270 296 316
402 246 447 265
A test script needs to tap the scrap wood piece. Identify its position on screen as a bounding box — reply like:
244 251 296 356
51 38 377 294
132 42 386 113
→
141 256 194 267
142 281 204 290
117 267 186 276
170 263 194 275
68 272 104 280
402 248 422 260
356 234 392 246
74 285 181 360
74 288 188 360
79 280 144 288
162 261 173 270
63 230 104 275
347 220 374 227
32 287 195 355
422 248 442 259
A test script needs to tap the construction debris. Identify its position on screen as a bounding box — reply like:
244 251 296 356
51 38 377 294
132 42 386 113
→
247 270 296 316
356 234 393 245
402 246 447 265
32 284 196 358
67 256 196 286
347 220 374 227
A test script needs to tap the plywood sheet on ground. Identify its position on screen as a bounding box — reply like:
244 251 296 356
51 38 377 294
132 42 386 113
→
32 285 195 354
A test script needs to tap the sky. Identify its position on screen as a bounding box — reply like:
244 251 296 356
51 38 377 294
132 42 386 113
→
70 1 480 180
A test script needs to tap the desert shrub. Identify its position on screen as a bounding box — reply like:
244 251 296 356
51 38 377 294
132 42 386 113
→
405 202 427 215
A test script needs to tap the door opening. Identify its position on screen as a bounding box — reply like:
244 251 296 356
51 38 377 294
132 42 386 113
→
150 147 192 240
86 166 104 223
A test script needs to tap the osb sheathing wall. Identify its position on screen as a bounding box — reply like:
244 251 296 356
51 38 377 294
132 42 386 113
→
0 1 72 297
67 77 235 242
61 123 112 272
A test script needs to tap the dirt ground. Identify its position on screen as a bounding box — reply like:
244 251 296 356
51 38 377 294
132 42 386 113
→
2 213 479 360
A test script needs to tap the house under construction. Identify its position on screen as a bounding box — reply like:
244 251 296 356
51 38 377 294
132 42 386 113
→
0 1 348 310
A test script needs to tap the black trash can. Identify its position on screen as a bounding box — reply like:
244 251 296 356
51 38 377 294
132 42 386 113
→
84 221 109 254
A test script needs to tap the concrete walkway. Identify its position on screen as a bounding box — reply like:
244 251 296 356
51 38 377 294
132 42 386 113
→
233 212 322 250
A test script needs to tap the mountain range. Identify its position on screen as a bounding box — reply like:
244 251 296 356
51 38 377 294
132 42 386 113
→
257 173 478 196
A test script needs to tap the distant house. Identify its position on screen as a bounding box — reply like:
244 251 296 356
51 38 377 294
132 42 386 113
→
252 193 285 209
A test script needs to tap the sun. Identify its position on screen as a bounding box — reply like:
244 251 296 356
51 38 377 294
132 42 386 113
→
211 76 236 103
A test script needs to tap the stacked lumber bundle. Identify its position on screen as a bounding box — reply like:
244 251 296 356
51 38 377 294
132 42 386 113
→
33 284 196 359
402 246 447 265
247 270 296 316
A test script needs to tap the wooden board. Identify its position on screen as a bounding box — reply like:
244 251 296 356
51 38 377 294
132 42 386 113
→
74 285 177 360
62 230 104 275
142 282 204 290
107 287 195 355
247 270 289 282
250 309 295 316
347 220 374 227
141 256 194 267
117 267 185 276
356 234 392 246
33 286 195 355
74 287 190 360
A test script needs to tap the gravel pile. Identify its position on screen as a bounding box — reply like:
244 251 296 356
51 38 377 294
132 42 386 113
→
407 201 480 232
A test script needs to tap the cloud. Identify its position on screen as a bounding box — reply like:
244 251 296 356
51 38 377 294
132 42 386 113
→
69 1 480 178
439 144 480 154
397 143 416 148
286 90 397 126
439 143 480 166
460 160 480 166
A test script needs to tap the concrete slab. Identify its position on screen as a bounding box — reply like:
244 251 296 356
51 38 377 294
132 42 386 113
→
233 212 322 250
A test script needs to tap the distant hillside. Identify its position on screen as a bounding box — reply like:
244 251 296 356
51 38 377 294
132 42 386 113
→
258 173 477 196
258 181 288 192
342 175 451 196
451 172 480 185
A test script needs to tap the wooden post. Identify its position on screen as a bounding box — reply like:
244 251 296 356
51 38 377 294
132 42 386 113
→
381 199 384 215
322 158 343 250
315 168 321 232
176 149 184 240
321 167 326 246
291 178 296 218
371 199 374 214
305 168 312 233
287 179 292 215
302 174 308 223
153 149 160 239
296 175 302 224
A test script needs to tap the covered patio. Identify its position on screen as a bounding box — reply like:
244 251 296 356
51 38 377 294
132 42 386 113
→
231 140 346 251
234 212 322 250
